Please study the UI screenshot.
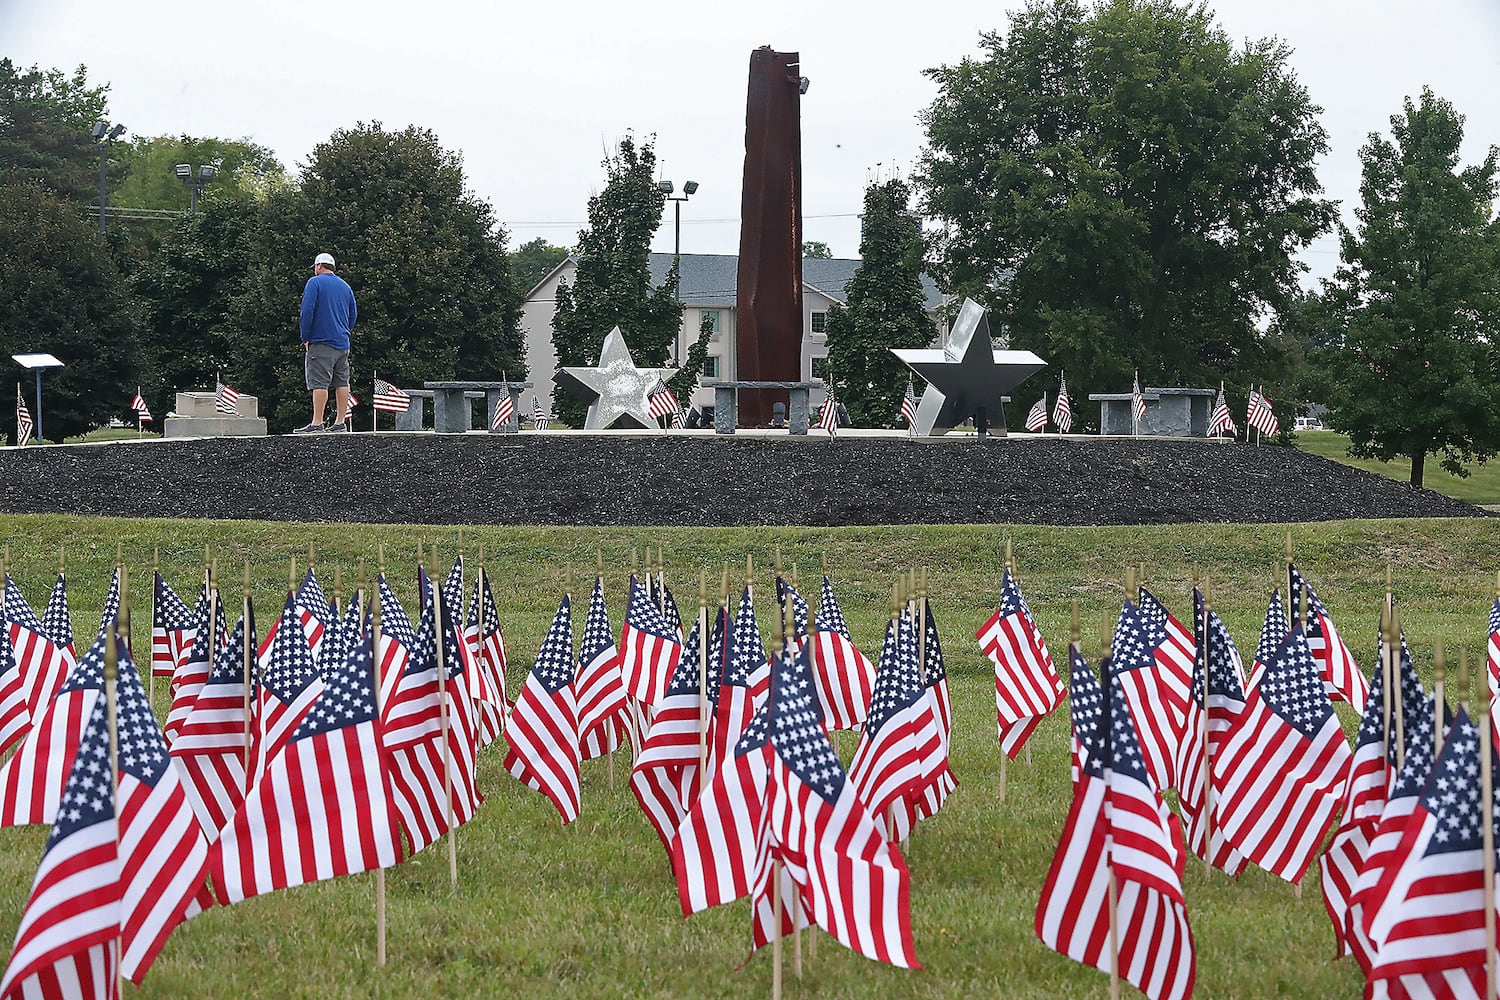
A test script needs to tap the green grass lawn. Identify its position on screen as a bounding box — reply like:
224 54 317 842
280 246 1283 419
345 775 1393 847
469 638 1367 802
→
1295 430 1500 505
62 426 161 444
1 515 1498 998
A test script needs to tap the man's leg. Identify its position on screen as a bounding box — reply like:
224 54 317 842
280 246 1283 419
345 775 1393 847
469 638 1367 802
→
311 388 328 424
335 386 350 424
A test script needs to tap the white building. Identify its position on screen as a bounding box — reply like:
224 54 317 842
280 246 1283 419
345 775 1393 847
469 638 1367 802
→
521 252 947 417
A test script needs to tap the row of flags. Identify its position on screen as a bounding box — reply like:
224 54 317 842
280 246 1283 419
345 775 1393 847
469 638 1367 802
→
976 556 1500 998
1023 372 1075 434
0 554 952 984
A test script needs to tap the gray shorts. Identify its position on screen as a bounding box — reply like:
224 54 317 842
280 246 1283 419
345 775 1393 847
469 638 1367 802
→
305 343 350 390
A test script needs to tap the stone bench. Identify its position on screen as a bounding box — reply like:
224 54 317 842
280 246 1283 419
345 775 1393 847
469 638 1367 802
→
702 380 823 435
421 381 536 433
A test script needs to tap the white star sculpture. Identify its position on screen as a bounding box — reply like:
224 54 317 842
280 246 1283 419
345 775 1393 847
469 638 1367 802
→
554 327 674 430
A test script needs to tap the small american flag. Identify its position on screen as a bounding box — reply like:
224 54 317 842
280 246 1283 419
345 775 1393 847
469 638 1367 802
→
675 639 919 968
170 608 256 835
1247 386 1279 437
385 565 482 853
1177 590 1250 876
1319 628 1426 962
1052 372 1072 433
0 591 26 759
210 629 404 904
294 569 333 667
214 380 240 415
629 614 709 852
1211 623 1351 882
648 381 682 425
248 594 326 782
15 385 33 446
977 568 1062 758
1024 393 1047 432
775 576 809 644
151 572 200 680
7 573 76 736
1289 564 1369 711
809 575 876 731
1364 710 1490 995
373 377 410 413
1346 686 1445 974
618 574 682 706
1110 599 1187 792
819 385 839 435
1035 651 1195 1000
503 594 581 824
130 388 152 423
531 397 548 431
0 689 120 999
464 572 511 745
1488 596 1499 702
163 594 227 745
1249 587 1289 689
0 582 88 828
899 377 917 431
1131 370 1146 429
1065 643 1103 783
575 577 629 761
849 610 950 842
492 388 516 431
1207 382 1236 437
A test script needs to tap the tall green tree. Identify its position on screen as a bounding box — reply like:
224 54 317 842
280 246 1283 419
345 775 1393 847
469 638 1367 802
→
509 238 569 295
822 179 935 426
917 0 1332 420
115 135 287 211
0 181 143 440
551 134 681 427
1320 89 1500 487
0 59 114 203
219 122 523 430
801 240 833 259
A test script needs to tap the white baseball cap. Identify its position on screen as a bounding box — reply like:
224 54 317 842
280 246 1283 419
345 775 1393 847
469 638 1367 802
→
314 252 335 268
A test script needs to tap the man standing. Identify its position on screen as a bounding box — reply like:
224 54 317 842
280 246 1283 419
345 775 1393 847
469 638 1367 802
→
294 251 357 433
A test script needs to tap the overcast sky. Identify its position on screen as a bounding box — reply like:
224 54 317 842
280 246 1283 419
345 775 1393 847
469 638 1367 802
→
5 0 1498 283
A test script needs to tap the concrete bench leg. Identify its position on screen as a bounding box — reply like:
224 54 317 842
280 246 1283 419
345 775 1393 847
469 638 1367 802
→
713 387 737 434
433 389 472 433
395 396 426 431
788 389 810 435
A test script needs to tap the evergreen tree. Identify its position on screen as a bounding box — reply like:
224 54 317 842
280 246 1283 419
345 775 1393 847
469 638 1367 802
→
1320 89 1500 487
0 181 143 440
551 134 682 427
822 178 935 426
220 123 524 430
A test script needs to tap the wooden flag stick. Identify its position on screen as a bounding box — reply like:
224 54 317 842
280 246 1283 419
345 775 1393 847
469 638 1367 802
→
772 857 784 1000
149 547 160 701
698 567 709 792
242 561 253 794
432 543 458 892
1294 580 1309 901
1107 850 1121 1000
599 559 614 791
1460 648 1471 714
289 555 297 599
103 608 124 1000
1434 638 1447 761
1201 580 1215 874
1481 696 1496 1000
368 557 387 967
1393 609 1406 765
1382 603 1395 785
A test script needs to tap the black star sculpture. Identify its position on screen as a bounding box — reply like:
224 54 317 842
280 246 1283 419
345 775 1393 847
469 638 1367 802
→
890 298 1047 438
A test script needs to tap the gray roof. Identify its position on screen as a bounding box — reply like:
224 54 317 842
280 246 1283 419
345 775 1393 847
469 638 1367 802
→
646 253 944 311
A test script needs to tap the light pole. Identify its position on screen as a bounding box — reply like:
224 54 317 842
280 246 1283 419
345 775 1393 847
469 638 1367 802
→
92 121 126 232
656 179 699 262
174 162 219 212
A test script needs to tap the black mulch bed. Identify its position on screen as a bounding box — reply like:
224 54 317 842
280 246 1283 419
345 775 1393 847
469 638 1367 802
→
0 434 1484 526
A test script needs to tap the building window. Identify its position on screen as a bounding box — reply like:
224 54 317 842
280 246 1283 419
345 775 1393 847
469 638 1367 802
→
703 356 721 379
811 311 827 334
810 356 829 380
701 310 721 336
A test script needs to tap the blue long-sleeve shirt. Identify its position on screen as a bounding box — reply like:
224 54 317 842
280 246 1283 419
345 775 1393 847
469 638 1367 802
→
299 272 357 350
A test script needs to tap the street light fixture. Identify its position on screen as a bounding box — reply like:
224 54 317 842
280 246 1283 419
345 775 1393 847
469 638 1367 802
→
92 121 126 232
174 161 220 212
657 178 699 261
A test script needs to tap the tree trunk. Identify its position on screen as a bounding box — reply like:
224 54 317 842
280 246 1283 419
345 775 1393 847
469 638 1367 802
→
1410 448 1425 488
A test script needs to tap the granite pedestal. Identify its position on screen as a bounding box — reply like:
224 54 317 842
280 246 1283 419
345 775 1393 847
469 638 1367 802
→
163 391 267 437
